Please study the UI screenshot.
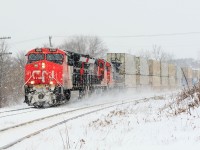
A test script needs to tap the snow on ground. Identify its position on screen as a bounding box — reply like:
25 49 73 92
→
4 89 200 150
0 89 173 129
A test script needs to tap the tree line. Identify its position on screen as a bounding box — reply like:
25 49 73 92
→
0 40 26 107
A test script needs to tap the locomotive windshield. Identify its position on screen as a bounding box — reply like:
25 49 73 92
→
46 54 63 64
28 53 44 63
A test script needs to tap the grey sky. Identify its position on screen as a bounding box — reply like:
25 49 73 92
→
1 0 200 59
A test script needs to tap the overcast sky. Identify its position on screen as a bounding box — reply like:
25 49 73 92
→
1 0 200 59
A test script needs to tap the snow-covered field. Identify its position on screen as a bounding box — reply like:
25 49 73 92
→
1 89 200 150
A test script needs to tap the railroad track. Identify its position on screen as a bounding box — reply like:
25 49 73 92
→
0 107 34 114
0 98 80 121
0 95 156 150
0 109 39 119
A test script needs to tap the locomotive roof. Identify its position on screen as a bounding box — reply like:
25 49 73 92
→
25 47 111 65
26 47 66 56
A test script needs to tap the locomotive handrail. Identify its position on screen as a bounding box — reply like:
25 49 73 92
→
23 74 33 87
48 74 63 88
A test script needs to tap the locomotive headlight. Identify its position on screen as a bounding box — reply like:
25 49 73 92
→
30 80 35 84
42 62 45 69
49 81 54 85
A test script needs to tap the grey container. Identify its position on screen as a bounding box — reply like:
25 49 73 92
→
176 67 182 87
161 77 169 87
136 75 149 86
125 75 137 88
192 70 199 78
148 60 161 76
169 77 176 87
136 57 149 86
192 70 199 85
182 67 192 79
168 64 176 77
136 57 149 76
161 63 168 77
149 76 161 87
107 53 136 88
107 53 136 75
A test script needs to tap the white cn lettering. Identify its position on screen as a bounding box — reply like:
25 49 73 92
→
32 70 40 79
42 71 48 83
51 70 55 79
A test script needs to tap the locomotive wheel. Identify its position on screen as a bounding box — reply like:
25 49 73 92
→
64 90 71 101
24 96 30 105
78 89 85 99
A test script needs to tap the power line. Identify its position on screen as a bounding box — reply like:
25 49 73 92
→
0 37 11 40
54 32 200 38
101 32 200 38
8 31 200 46
11 36 47 45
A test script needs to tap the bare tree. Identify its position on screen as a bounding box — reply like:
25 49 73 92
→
15 51 27 68
138 45 174 62
0 40 11 107
152 45 162 61
152 45 174 62
138 49 152 60
0 39 26 107
12 51 27 100
60 36 108 58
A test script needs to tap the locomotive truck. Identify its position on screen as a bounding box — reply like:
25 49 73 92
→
24 47 114 107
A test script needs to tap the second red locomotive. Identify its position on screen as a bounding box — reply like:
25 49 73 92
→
24 48 113 107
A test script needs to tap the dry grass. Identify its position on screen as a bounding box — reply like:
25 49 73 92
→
89 109 127 129
161 83 200 116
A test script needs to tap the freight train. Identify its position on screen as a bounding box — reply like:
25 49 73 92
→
24 47 118 107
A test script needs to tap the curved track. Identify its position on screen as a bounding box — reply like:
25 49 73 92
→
0 107 34 114
0 109 39 119
0 94 169 149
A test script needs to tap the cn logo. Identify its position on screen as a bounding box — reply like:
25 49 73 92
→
32 70 55 83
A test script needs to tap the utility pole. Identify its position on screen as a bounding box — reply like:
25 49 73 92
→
49 36 52 47
0 36 12 56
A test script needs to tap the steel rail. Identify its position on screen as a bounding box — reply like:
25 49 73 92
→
0 109 39 119
0 107 34 114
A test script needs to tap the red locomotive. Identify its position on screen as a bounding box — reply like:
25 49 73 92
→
24 47 113 107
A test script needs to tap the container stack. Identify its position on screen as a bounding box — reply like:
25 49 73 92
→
107 53 200 90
